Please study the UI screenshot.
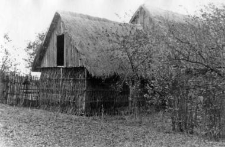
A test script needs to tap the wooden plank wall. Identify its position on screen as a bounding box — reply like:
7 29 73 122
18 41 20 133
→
41 18 82 68
130 7 153 32
65 34 81 67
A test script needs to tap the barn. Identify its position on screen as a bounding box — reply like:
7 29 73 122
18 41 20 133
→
32 11 141 115
130 4 186 31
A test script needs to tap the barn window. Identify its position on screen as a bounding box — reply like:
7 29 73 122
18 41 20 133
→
57 34 64 66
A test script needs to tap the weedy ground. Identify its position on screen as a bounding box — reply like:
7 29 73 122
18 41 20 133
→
0 104 224 147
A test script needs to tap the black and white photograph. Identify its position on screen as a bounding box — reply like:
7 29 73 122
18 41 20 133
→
0 0 225 146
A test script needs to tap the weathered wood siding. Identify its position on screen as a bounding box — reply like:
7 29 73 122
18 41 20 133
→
0 73 5 102
130 7 154 31
65 34 82 67
41 18 82 68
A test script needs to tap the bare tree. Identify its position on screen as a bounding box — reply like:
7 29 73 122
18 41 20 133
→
0 34 13 73
24 32 45 70
99 23 164 117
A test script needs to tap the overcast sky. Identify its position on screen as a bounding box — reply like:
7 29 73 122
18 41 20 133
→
1 0 224 48
0 0 224 73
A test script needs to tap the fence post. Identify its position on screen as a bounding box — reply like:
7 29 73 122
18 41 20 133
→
60 67 63 111
0 72 7 103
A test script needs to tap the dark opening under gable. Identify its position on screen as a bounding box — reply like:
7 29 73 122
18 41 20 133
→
57 34 64 66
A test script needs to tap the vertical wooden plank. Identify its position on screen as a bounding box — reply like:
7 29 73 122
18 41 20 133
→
48 36 51 67
74 48 77 67
70 37 73 67
72 46 74 67
70 43 73 67
74 46 77 67
48 44 50 67
64 33 67 67
45 45 48 67
74 47 77 67
68 35 71 67
50 32 54 67
66 34 70 67
51 32 54 67
43 44 47 67
67 35 70 67
60 67 63 106
46 46 49 67
51 36 53 67
78 51 81 67
83 68 87 113
60 21 63 34
53 30 56 67
54 25 57 68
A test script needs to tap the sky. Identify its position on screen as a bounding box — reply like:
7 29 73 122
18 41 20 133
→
0 0 225 73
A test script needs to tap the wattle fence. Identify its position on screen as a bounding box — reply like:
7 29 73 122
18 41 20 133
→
0 72 39 107
0 71 130 115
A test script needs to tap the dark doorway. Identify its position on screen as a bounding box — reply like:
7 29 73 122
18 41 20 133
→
57 34 64 66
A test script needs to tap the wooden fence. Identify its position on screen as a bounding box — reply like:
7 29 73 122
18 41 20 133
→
0 73 39 107
170 76 225 140
0 70 130 115
38 68 86 114
38 67 130 115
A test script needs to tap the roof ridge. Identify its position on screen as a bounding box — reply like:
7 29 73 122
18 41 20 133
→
57 11 128 24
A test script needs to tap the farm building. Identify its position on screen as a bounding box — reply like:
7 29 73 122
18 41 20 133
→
130 4 186 31
32 11 142 115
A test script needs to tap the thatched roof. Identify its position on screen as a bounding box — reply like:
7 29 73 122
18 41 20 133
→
32 11 142 77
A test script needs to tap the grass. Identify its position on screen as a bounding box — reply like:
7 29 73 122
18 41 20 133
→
0 104 224 147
